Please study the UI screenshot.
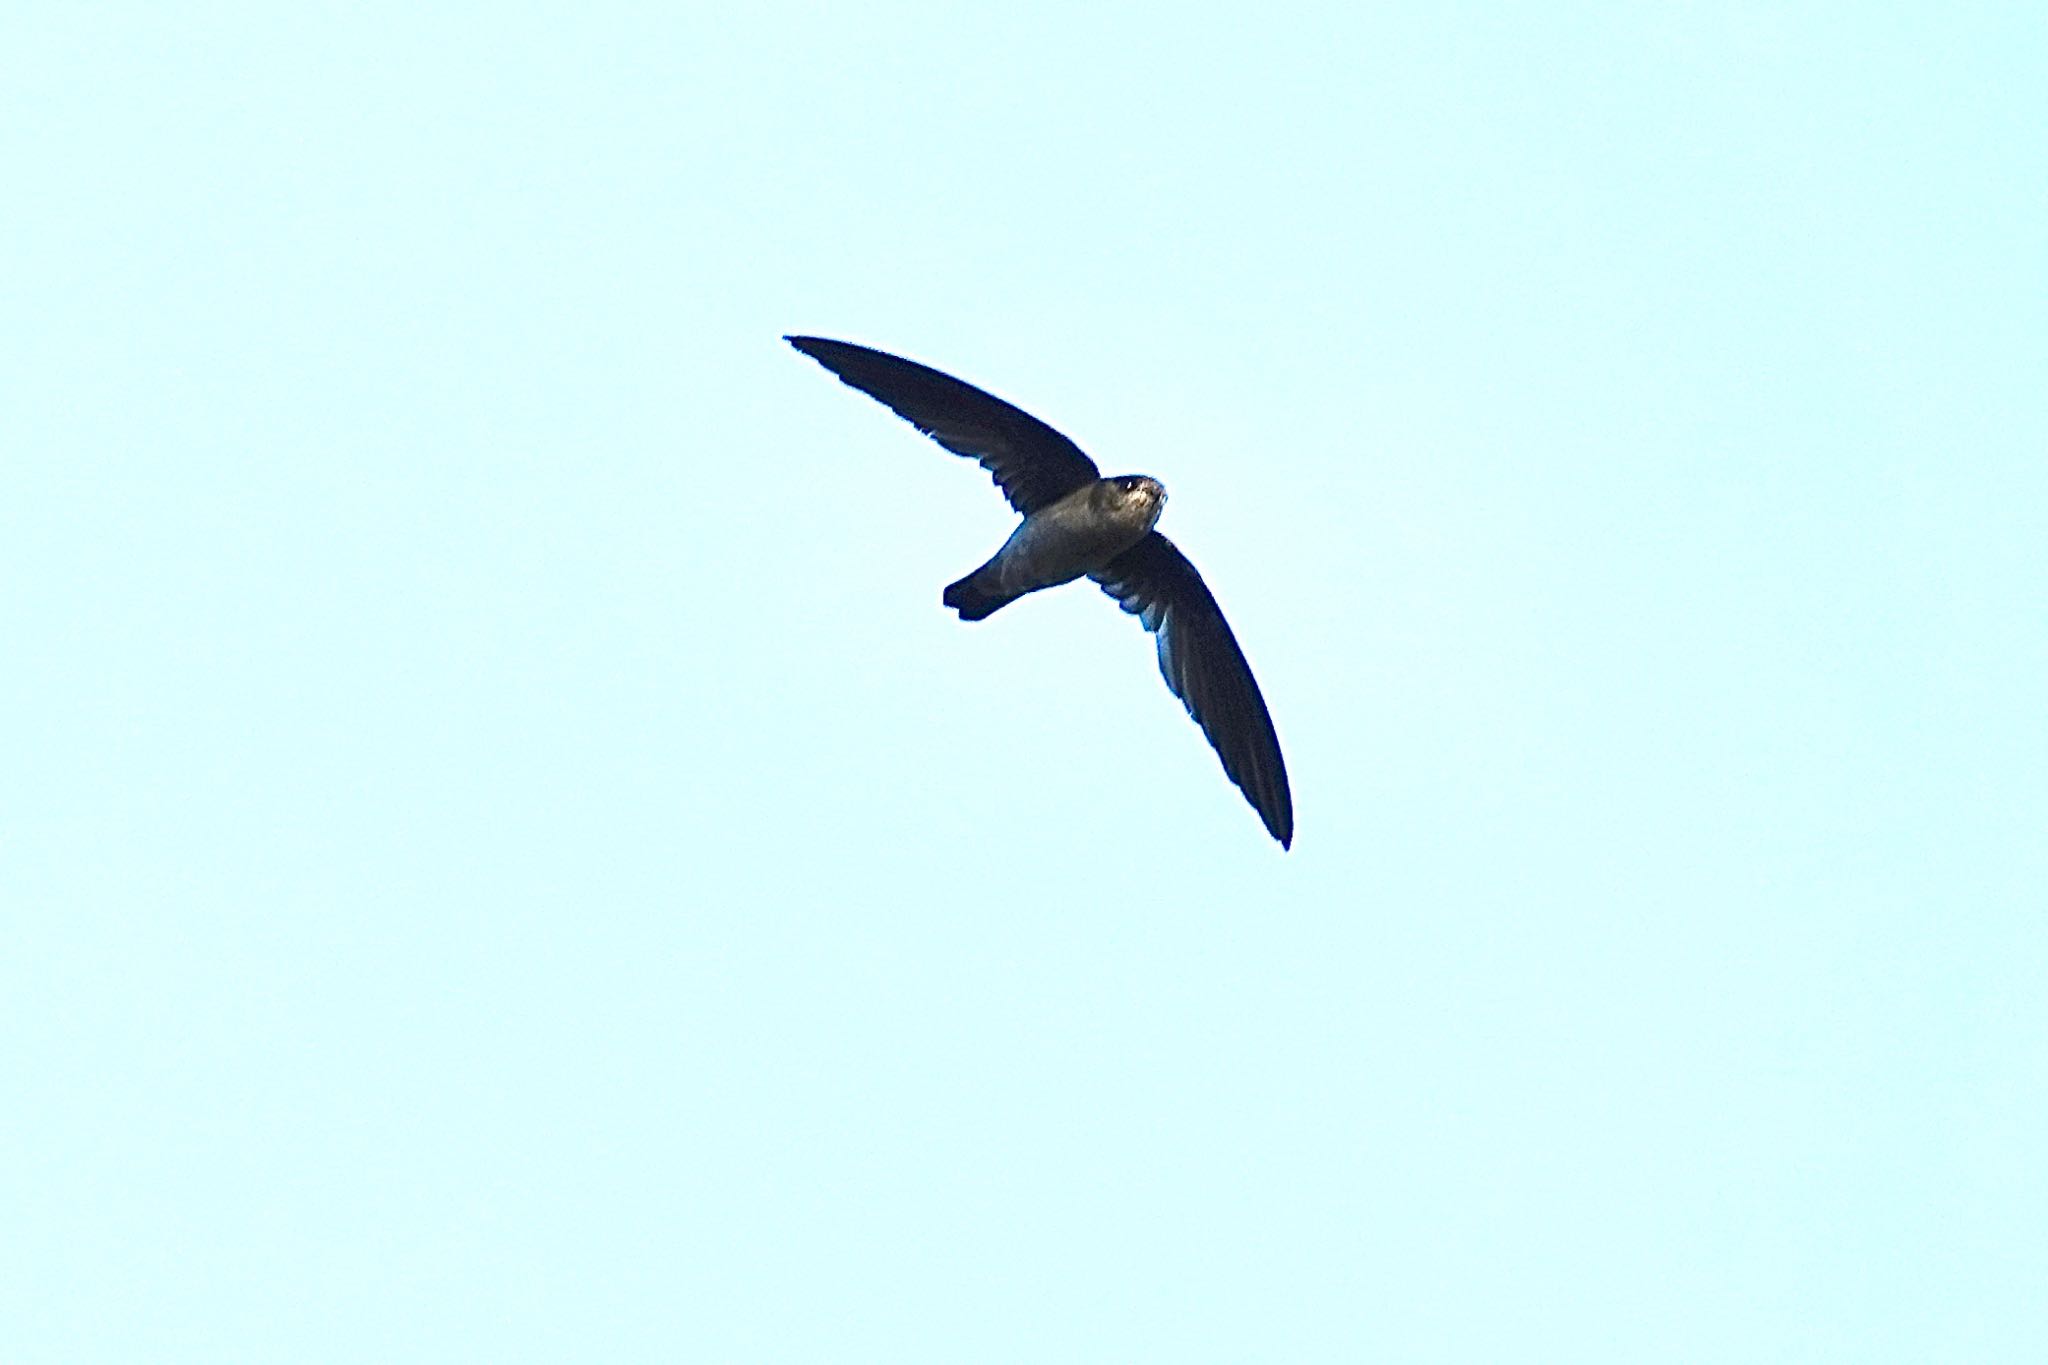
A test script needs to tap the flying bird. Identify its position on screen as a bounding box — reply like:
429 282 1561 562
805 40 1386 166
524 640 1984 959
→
787 336 1293 849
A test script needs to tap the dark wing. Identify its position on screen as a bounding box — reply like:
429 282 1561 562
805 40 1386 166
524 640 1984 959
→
1095 533 1294 849
787 336 1100 515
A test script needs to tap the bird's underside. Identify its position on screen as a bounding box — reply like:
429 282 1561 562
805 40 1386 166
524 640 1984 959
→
787 334 1294 849
942 474 1167 621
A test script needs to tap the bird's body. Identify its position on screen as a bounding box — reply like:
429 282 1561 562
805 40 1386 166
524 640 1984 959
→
945 476 1166 620
787 335 1295 848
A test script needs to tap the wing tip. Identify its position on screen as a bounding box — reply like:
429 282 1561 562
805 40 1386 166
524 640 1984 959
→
788 335 861 364
1259 783 1295 850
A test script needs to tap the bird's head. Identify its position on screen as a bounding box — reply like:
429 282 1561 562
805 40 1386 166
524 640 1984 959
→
1105 474 1167 530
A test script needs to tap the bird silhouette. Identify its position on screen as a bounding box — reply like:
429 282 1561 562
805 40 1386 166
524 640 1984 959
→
789 335 1293 849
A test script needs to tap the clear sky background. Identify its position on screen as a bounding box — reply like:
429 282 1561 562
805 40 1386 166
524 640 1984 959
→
5 2 2044 1360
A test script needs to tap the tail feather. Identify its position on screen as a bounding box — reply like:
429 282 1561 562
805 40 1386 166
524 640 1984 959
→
943 569 1017 621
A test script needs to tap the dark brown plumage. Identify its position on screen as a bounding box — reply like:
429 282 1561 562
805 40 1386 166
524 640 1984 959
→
789 335 1294 849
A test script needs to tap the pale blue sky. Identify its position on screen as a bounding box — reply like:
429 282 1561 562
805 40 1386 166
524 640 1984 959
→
5 2 2044 1360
